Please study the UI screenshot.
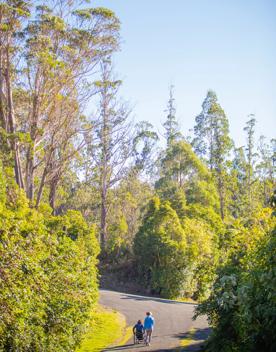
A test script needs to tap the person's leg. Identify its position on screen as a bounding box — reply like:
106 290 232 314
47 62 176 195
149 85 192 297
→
148 329 152 343
145 329 150 344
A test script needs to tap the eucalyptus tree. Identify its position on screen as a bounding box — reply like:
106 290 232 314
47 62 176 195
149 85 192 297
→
0 0 31 188
155 140 220 221
133 120 159 175
193 90 217 165
23 2 120 206
243 115 258 211
257 137 276 205
1 0 121 207
193 91 232 219
229 146 248 218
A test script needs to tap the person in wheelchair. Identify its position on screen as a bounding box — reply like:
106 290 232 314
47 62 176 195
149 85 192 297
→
133 319 144 343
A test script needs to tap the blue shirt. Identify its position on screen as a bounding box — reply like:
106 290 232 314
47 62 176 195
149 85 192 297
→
144 315 155 330
134 323 144 332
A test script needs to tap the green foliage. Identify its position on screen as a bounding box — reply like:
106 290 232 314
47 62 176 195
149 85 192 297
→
181 218 219 300
195 209 276 352
156 178 186 218
162 85 182 145
160 141 210 184
134 196 219 300
134 197 187 298
0 169 99 351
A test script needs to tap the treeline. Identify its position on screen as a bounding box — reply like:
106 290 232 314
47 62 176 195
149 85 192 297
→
0 1 275 351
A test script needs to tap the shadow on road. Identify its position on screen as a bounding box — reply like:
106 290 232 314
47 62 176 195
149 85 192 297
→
102 343 141 351
102 342 206 352
174 327 211 341
120 293 196 306
149 341 206 351
101 327 210 352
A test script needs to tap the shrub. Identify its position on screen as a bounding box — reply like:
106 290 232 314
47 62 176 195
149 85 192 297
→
134 197 187 298
195 209 276 352
0 169 99 351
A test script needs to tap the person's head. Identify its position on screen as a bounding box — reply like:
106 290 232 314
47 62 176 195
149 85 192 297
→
137 319 142 324
146 312 151 316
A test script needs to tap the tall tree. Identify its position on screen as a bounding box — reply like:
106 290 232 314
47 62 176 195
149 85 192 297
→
0 0 31 188
193 91 232 219
133 120 159 174
193 90 217 166
23 3 120 204
87 60 132 250
257 136 275 206
229 146 247 218
1 0 120 205
243 115 257 211
162 85 181 146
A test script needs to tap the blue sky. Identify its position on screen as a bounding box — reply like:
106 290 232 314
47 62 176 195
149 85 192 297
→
93 0 276 147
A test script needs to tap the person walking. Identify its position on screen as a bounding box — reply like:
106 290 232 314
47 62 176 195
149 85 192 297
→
144 311 155 346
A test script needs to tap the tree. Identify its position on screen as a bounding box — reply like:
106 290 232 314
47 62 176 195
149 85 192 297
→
156 140 221 220
162 85 182 146
0 0 31 189
243 115 258 213
193 91 232 219
134 197 187 298
228 146 248 218
1 0 121 206
86 60 133 250
193 90 217 164
106 172 153 260
257 136 275 206
159 140 209 188
133 120 159 174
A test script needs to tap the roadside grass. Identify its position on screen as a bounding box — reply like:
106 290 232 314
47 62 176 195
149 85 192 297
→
175 297 198 304
77 306 131 352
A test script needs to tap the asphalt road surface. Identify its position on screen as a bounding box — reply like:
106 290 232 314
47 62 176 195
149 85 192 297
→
99 290 209 352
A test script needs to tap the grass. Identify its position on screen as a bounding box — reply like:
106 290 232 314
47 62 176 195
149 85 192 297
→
175 297 198 304
76 306 131 352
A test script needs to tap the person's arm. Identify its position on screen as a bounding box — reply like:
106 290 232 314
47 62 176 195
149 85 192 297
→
133 325 136 334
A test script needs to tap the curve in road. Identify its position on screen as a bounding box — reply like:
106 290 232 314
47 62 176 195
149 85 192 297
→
99 290 209 352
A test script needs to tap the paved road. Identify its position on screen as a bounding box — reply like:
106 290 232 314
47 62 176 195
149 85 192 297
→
99 290 209 352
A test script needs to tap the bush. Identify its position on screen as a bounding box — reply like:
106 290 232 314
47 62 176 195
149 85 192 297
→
195 209 276 352
0 169 99 351
134 197 187 298
134 197 219 300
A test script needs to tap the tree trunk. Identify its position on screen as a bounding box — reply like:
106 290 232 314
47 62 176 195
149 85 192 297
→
5 47 24 189
0 52 7 130
35 166 48 208
100 183 107 250
25 147 34 201
49 174 60 215
218 175 225 220
25 93 39 201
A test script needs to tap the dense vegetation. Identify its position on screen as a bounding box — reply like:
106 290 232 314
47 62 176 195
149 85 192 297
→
0 164 99 351
0 1 275 351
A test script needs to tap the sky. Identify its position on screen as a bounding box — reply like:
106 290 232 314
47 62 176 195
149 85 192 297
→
92 0 276 147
